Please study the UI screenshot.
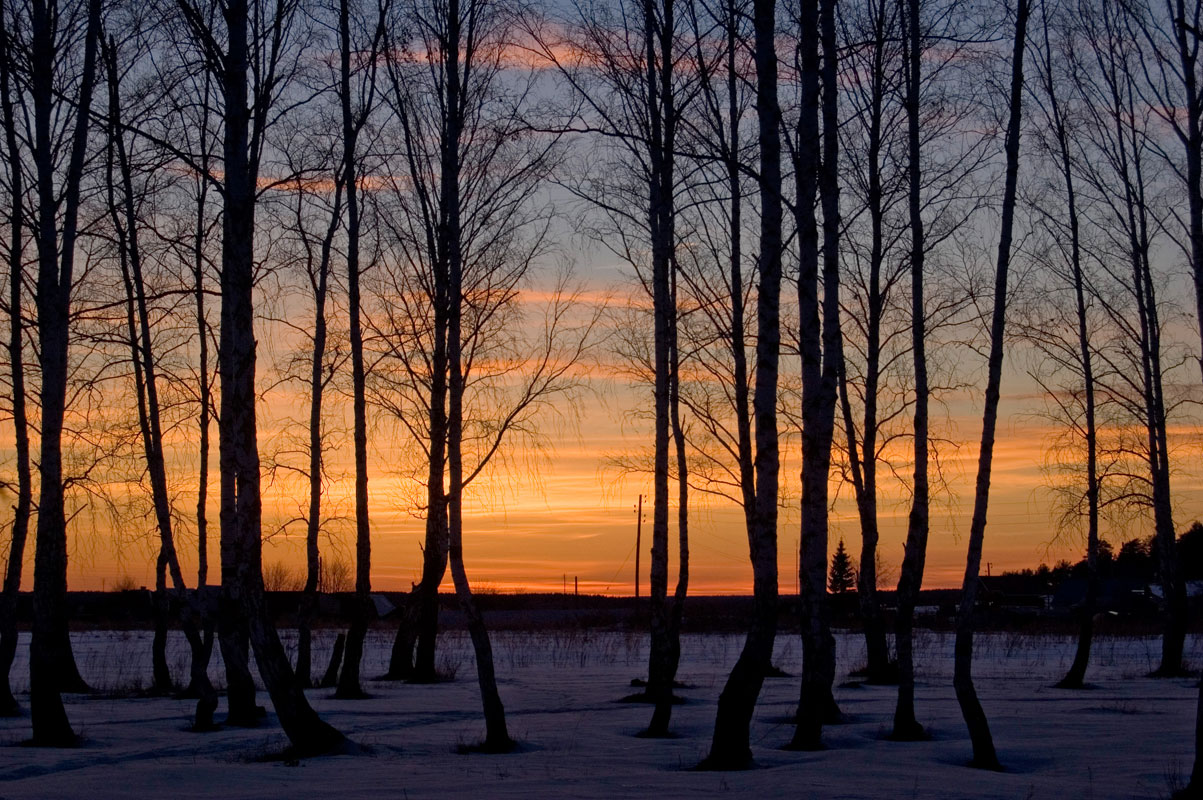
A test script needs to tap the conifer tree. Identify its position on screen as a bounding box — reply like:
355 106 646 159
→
829 539 856 594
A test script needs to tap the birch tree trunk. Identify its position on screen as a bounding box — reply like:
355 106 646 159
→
892 0 930 739
641 0 687 737
792 0 842 752
188 102 216 704
210 0 346 754
441 0 510 749
1166 0 1203 792
836 0 893 687
0 15 32 718
953 0 1029 770
1031 4 1099 691
335 0 383 700
28 0 102 747
296 183 341 690
104 38 219 725
703 0 783 767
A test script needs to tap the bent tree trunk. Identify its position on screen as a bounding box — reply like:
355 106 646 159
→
702 0 783 768
447 529 510 750
892 0 928 739
953 0 1028 772
446 465 510 750
440 0 510 752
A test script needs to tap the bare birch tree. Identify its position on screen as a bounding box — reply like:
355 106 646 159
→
0 10 33 718
100 26 219 726
333 0 387 700
374 0 591 746
6 0 105 747
787 0 842 751
953 0 1029 770
701 0 785 767
526 0 692 734
163 0 347 753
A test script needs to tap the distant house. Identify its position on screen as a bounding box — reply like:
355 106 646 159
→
1147 580 1203 600
1052 578 1149 616
978 576 1051 618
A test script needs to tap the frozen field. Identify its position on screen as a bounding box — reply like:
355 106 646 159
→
0 629 1199 798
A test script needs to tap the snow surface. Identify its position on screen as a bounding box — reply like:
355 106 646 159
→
0 629 1199 798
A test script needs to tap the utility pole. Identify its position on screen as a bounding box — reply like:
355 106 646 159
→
635 494 643 603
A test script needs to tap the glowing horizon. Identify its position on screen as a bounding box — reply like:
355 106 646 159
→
19 378 1202 597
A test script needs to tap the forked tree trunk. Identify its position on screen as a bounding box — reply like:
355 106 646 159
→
396 38 452 678
0 16 32 718
702 0 782 768
405 252 449 684
384 590 418 679
28 0 102 747
215 0 344 755
792 0 841 752
953 0 1028 771
407 507 447 682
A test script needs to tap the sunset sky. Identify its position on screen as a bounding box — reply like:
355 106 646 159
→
38 279 1203 596
53 402 1202 596
2 166 1198 596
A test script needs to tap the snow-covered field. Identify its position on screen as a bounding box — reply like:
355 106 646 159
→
0 629 1198 798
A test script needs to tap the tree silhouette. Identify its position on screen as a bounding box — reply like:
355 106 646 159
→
829 539 856 594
